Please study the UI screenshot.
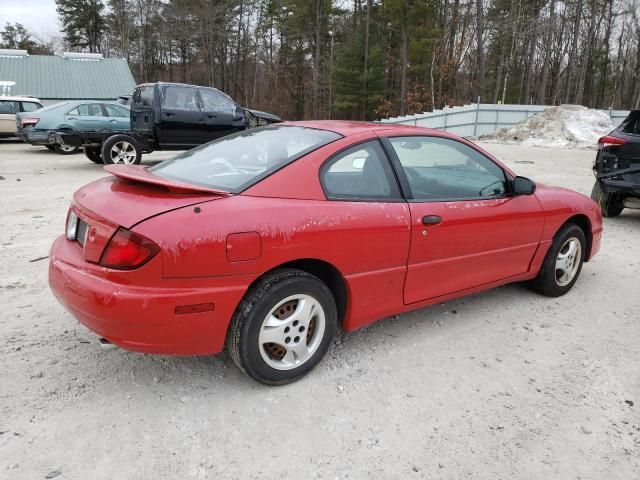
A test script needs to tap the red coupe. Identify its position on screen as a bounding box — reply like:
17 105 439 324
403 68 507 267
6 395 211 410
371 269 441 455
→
49 121 603 384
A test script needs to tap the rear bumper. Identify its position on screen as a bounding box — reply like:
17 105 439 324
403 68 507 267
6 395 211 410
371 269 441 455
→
599 179 640 198
48 235 252 355
22 130 53 145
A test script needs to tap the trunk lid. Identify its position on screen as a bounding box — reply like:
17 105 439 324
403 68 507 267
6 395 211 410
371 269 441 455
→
75 166 227 230
72 167 227 263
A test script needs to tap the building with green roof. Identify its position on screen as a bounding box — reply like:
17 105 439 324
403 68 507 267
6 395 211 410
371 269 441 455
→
0 49 136 105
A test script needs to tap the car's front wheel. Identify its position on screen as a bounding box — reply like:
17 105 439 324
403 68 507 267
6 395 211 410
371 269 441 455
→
227 269 337 385
591 181 623 217
531 223 586 297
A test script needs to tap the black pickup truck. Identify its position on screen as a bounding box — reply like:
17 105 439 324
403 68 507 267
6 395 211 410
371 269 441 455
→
57 82 281 164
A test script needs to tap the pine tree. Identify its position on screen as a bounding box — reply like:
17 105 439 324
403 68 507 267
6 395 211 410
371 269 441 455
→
56 0 106 53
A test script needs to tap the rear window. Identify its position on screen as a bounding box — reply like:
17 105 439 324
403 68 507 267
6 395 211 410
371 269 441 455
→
133 86 154 107
150 125 342 193
21 102 41 112
621 112 640 135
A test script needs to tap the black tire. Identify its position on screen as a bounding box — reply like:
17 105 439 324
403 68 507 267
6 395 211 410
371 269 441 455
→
83 146 103 164
53 143 80 155
531 223 586 297
45 145 55 151
591 181 623 217
101 134 142 165
227 269 338 385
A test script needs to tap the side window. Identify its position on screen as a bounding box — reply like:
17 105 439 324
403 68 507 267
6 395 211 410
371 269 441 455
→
198 88 236 115
74 104 104 116
103 104 129 118
21 102 41 112
389 136 508 201
67 107 79 116
161 86 199 112
321 141 400 201
0 101 18 114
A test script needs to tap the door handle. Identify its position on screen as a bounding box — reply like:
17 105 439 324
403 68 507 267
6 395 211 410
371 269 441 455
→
421 215 442 225
165 113 175 117
207 114 216 118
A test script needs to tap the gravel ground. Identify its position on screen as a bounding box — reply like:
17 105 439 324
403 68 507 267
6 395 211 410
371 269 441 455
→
0 140 638 479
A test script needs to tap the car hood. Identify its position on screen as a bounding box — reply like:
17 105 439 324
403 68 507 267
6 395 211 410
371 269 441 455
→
244 108 281 123
74 166 227 229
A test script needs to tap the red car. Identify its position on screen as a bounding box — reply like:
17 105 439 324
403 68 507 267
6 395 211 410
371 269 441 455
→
49 121 603 384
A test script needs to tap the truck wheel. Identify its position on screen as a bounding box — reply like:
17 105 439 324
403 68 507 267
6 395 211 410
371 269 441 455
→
101 135 142 165
83 146 103 164
53 143 80 155
591 181 623 217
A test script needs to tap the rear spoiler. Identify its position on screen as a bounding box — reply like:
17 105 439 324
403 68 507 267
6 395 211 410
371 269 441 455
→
104 164 232 195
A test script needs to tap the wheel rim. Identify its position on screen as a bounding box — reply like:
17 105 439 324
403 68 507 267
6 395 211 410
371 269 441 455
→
555 237 582 287
59 143 75 152
258 294 326 371
110 141 137 164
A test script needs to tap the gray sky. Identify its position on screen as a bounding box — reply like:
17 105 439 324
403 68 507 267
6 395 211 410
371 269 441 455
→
0 0 61 42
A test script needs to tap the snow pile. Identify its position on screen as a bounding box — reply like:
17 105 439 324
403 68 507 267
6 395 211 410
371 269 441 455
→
481 104 613 148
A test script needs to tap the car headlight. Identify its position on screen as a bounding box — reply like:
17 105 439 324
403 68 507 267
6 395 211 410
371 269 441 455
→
66 210 78 240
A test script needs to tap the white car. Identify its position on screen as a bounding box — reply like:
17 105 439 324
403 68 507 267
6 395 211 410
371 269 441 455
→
0 95 43 138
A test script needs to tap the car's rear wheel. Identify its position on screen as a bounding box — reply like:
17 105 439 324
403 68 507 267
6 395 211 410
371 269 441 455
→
531 223 586 297
591 181 623 217
227 269 337 385
83 146 103 164
101 135 142 165
53 143 80 155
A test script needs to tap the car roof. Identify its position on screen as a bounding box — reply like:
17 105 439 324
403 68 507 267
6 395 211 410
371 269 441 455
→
0 95 42 103
283 120 445 137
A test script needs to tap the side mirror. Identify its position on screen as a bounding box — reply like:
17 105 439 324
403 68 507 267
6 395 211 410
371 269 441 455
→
512 176 536 195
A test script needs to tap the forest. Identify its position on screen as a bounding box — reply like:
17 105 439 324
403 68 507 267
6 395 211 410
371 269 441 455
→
2 0 639 120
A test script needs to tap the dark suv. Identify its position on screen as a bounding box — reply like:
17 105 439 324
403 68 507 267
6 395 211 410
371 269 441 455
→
591 110 640 217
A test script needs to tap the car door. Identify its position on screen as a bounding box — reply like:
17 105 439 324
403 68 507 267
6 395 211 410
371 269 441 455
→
65 104 106 131
0 99 19 135
158 84 204 146
383 135 544 304
197 87 245 141
102 103 131 131
319 139 411 328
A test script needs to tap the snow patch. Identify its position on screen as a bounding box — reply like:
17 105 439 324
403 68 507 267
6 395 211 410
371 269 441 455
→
480 105 613 149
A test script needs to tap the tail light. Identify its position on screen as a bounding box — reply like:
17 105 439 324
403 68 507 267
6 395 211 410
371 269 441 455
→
99 228 159 270
21 117 40 128
597 135 626 149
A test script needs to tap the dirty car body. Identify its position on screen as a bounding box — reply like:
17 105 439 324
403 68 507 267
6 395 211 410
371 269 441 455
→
49 121 603 384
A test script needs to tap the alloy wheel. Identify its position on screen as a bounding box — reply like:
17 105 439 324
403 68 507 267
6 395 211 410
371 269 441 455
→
555 237 582 286
258 294 326 371
109 141 137 164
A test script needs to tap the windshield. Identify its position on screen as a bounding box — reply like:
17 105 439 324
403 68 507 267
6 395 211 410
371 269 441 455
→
150 125 342 192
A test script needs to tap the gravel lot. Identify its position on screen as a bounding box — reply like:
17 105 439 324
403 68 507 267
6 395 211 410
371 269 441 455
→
1 139 638 479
